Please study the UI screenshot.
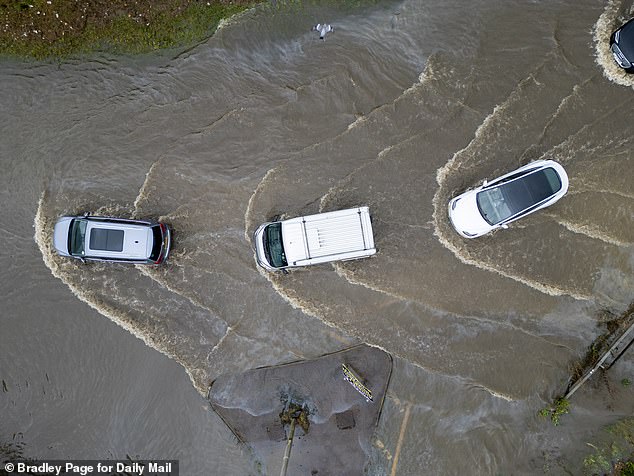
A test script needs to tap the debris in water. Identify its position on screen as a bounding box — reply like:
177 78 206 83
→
342 363 373 402
279 402 310 476
279 402 310 433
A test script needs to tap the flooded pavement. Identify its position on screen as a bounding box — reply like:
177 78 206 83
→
2 0 634 474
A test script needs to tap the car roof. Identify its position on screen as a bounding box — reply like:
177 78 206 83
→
482 167 562 218
84 219 154 259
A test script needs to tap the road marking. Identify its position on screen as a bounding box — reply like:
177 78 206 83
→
390 402 412 476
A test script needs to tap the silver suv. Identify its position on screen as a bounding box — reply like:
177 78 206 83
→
53 214 171 264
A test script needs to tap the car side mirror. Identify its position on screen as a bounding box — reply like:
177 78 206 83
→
83 212 90 217
501 224 509 229
482 179 488 186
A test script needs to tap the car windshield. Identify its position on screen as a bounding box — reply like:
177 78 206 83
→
476 168 562 225
264 223 287 268
69 219 87 256
618 19 634 60
149 225 163 261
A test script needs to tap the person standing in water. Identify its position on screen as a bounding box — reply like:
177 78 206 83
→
312 23 334 40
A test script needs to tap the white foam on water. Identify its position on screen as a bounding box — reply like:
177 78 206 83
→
347 114 368 131
434 102 505 188
332 264 402 299
552 217 631 248
593 0 634 89
207 326 233 357
216 6 257 33
244 167 278 241
467 384 515 402
132 159 161 216
404 359 519 403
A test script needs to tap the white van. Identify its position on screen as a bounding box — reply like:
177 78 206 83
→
253 207 376 271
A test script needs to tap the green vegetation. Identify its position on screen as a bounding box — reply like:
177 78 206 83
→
622 378 632 387
584 451 613 475
0 0 392 59
582 419 634 475
539 397 570 426
569 308 628 383
545 304 634 428
0 0 256 59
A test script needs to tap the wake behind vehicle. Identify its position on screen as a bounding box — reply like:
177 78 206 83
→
253 207 376 271
53 214 171 264
610 17 634 72
448 160 568 238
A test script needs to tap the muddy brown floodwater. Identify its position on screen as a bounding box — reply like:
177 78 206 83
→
2 0 634 474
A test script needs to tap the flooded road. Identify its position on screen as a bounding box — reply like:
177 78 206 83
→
2 0 634 473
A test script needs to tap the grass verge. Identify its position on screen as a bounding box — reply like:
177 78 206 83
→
0 0 257 59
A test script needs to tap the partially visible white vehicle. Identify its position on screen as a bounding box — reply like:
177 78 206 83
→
53 214 171 264
253 207 376 271
448 160 569 238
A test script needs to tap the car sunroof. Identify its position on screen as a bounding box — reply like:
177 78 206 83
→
89 228 124 252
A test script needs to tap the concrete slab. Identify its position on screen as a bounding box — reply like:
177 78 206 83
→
208 345 392 475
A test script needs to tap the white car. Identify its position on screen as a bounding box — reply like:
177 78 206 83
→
448 160 569 238
53 214 171 264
